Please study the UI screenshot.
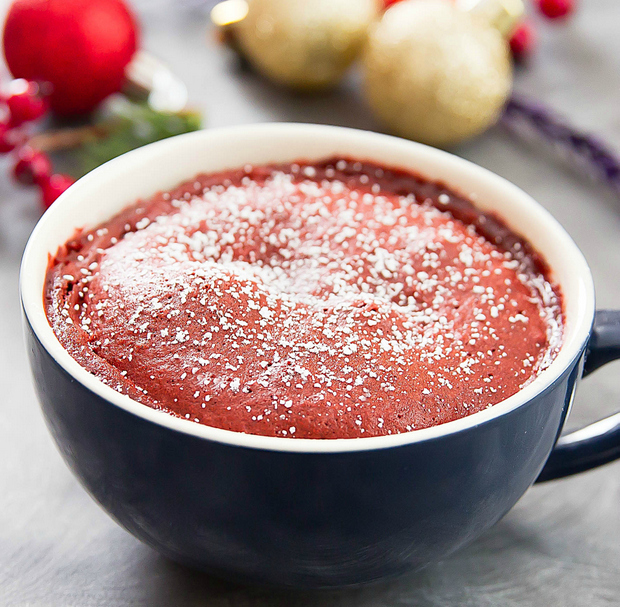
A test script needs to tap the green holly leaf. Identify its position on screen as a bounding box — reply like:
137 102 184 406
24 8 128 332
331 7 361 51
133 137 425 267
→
76 97 202 177
32 96 203 178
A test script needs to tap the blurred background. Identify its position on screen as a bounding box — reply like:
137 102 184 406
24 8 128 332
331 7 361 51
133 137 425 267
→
1 0 619 605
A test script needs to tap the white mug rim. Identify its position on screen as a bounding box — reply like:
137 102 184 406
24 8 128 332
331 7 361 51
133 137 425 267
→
20 123 595 453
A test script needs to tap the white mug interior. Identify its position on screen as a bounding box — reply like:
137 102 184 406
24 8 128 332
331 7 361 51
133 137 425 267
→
20 123 595 453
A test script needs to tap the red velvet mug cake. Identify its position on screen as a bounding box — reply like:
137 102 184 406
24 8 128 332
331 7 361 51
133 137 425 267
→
44 157 563 439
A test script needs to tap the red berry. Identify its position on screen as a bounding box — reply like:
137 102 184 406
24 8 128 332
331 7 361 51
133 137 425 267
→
13 146 52 185
510 21 536 61
536 0 575 19
0 122 21 153
3 0 139 116
5 79 48 125
40 173 75 209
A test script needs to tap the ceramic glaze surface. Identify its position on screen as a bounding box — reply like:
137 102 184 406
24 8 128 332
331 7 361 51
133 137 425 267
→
19 125 619 589
26 320 580 587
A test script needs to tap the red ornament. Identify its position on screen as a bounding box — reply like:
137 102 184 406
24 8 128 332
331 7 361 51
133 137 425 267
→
13 146 52 185
536 0 575 19
3 0 139 116
510 21 536 61
40 173 75 209
5 79 48 126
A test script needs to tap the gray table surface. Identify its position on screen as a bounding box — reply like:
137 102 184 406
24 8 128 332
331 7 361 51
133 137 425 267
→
2 1 619 605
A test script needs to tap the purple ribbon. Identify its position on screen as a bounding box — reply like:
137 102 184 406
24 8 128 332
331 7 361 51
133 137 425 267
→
501 94 620 196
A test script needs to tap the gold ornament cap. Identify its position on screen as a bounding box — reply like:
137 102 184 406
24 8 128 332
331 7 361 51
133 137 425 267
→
455 0 524 37
210 0 249 27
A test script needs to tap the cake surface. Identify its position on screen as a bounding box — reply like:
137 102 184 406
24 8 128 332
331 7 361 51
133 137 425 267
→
45 158 563 438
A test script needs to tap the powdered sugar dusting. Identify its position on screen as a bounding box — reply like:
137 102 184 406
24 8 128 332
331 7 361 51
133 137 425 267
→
45 158 563 439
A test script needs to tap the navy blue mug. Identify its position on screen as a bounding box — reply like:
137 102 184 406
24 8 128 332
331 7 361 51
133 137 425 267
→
20 125 620 588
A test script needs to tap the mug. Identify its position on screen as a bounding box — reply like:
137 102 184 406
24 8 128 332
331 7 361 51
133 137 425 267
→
20 124 620 588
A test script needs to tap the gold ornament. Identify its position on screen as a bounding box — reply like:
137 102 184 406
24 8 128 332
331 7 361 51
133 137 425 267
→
212 0 380 91
362 0 516 147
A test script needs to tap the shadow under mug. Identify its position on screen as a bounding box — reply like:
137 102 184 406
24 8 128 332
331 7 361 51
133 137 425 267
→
20 124 620 587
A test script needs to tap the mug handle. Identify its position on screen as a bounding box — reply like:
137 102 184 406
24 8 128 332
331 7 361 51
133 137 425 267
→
536 310 620 482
